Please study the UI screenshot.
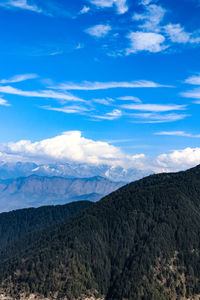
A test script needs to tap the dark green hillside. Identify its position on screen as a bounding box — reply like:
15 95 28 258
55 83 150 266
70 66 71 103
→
0 200 92 249
1 166 200 299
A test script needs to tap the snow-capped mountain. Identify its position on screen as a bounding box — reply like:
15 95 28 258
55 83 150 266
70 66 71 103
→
0 161 152 182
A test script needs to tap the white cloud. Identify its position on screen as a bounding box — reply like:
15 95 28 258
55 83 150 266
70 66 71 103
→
130 112 188 123
0 0 72 17
117 96 142 103
121 103 186 112
0 85 83 102
133 4 166 32
0 97 10 106
0 131 146 168
89 0 114 8
94 109 122 120
85 24 111 38
185 74 200 85
2 132 200 174
49 50 63 56
140 0 152 5
53 80 171 90
0 73 38 84
76 43 84 50
0 0 42 13
156 147 200 171
80 5 90 14
164 24 200 44
181 88 200 99
114 0 128 14
126 32 167 54
164 24 190 43
105 138 135 144
155 131 200 138
93 98 114 105
42 105 91 114
89 0 128 14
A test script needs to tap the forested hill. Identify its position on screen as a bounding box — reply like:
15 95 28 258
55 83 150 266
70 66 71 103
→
1 166 200 299
0 200 92 249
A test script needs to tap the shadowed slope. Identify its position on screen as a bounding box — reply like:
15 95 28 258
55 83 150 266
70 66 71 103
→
1 166 200 299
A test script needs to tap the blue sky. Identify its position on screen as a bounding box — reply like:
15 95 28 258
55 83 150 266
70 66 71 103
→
0 0 200 172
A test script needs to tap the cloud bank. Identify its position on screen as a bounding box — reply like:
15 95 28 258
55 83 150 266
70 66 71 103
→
1 132 200 175
156 148 200 172
0 131 146 168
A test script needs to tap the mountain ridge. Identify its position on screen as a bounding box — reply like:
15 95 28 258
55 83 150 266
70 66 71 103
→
1 166 200 298
0 175 124 212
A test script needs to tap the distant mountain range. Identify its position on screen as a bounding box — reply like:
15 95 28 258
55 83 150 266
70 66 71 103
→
0 161 152 182
1 165 200 299
0 175 124 212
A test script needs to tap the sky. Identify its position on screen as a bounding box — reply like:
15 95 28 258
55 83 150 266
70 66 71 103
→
0 0 200 173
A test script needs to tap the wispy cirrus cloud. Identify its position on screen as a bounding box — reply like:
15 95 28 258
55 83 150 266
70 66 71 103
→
193 100 200 104
117 96 142 103
0 85 83 102
155 131 200 138
181 74 200 99
52 80 171 91
94 109 122 120
0 97 10 106
93 98 114 105
41 105 91 114
88 0 128 14
130 113 188 123
85 24 112 38
0 73 38 84
185 74 200 85
0 0 73 18
92 107 187 123
181 88 200 99
0 0 42 13
121 103 186 112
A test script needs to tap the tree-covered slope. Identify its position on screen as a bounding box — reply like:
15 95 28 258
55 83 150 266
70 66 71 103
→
1 166 200 299
0 200 92 249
